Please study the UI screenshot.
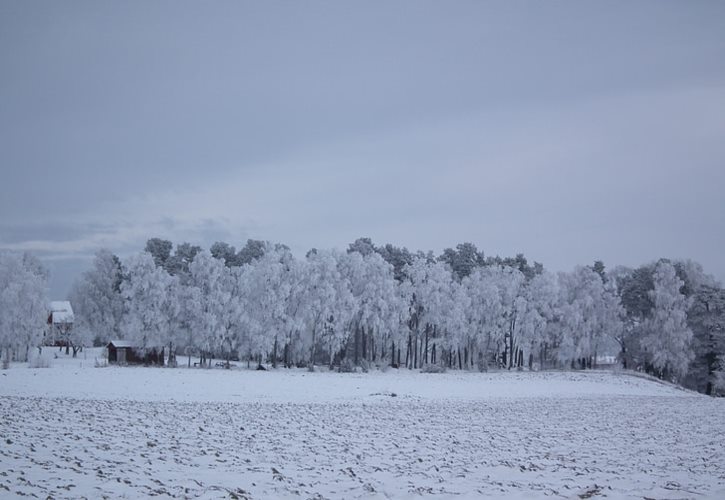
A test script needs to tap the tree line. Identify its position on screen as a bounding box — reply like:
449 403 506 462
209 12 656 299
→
2 238 724 395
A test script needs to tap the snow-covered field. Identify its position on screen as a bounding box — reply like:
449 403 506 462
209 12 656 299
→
1 351 724 499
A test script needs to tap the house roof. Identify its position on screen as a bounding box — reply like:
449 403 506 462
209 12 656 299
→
108 340 134 349
49 301 74 324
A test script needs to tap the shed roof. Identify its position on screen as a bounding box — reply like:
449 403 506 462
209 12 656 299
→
108 340 134 349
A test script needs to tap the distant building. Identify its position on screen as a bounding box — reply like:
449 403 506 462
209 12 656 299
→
46 301 74 346
107 340 164 365
596 355 619 369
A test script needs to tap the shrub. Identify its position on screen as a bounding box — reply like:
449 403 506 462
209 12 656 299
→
420 363 446 374
337 358 367 373
337 359 355 373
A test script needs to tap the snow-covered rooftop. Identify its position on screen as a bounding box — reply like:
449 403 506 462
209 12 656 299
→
108 340 134 348
49 301 74 324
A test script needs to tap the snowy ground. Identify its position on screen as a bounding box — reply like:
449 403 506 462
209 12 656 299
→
1 351 724 499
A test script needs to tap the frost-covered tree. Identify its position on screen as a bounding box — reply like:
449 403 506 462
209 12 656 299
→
438 242 485 281
557 266 623 369
686 285 725 395
521 270 561 369
463 267 504 370
372 256 411 366
673 259 718 298
404 258 460 369
616 258 715 378
463 264 549 371
610 265 647 369
477 265 526 369
174 280 199 366
279 255 309 368
301 250 355 369
0 251 48 365
375 243 414 282
442 279 470 368
121 252 180 363
144 237 173 270
347 237 376 257
639 261 693 381
241 247 299 367
210 241 237 267
218 265 245 366
166 242 202 278
68 249 124 346
186 251 244 366
598 278 625 364
485 253 542 280
236 239 268 266
339 251 403 367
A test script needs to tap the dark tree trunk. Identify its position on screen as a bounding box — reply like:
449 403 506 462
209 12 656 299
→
272 336 278 369
413 332 418 369
706 330 716 395
508 316 516 369
309 327 317 369
354 324 360 366
424 325 429 365
405 334 411 369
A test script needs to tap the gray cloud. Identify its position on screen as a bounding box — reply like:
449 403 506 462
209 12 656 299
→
1 1 724 296
0 222 104 245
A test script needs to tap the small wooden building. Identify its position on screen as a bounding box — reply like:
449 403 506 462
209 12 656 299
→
107 340 134 364
107 340 164 366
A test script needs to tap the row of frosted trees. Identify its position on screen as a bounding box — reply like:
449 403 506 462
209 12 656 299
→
65 239 725 393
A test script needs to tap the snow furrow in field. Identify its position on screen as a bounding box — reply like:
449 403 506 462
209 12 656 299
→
1 393 723 499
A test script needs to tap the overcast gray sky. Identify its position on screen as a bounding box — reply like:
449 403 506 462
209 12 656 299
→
1 1 724 298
